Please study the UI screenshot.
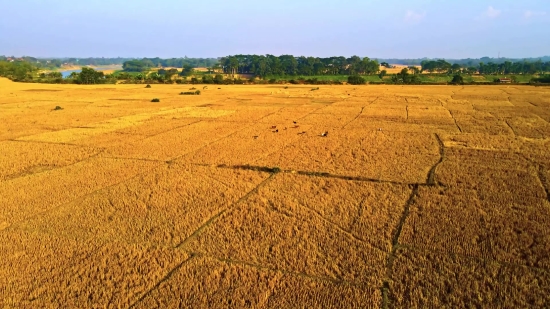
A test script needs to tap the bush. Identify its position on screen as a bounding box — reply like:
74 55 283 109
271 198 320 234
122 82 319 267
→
179 90 201 95
347 75 366 85
451 74 464 85
202 75 214 84
214 74 224 84
145 84 151 88
268 78 277 84
532 75 550 83
53 106 63 110
151 98 160 102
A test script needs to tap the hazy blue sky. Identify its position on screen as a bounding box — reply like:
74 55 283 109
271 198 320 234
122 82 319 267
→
1 0 549 58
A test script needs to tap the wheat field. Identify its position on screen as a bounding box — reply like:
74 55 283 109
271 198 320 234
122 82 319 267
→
1 78 549 308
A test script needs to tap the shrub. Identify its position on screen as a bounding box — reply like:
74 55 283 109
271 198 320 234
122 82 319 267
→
268 78 277 84
151 98 160 102
451 74 464 85
202 75 214 84
145 84 151 88
214 74 224 84
533 75 550 83
53 106 63 110
179 90 201 95
347 75 366 85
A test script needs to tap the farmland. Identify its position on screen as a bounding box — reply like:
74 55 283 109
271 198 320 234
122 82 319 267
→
1 77 550 308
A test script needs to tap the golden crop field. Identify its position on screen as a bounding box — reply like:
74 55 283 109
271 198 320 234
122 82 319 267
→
1 77 550 308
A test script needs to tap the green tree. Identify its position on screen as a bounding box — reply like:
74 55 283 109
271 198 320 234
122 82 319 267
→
78 67 104 84
202 75 214 84
347 75 366 85
451 74 464 84
214 74 224 84
180 64 194 76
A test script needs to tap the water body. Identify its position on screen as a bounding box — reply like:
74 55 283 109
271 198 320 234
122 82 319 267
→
60 69 82 78
60 66 120 78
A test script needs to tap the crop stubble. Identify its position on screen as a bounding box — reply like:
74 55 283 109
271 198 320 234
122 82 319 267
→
1 78 550 308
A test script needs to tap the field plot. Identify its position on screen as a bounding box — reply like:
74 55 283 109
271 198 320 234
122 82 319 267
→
1 77 550 308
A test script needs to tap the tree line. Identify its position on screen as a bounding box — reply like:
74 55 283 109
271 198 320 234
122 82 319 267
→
122 58 218 72
421 59 550 75
0 60 37 81
218 55 380 77
0 56 134 69
377 56 550 66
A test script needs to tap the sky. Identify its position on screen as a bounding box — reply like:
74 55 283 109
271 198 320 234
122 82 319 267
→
1 0 549 59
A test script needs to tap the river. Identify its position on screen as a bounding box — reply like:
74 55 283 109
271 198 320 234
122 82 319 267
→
60 66 122 78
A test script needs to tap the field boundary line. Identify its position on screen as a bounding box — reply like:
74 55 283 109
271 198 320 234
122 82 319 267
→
504 120 517 136
342 106 365 129
186 251 376 288
128 254 196 309
136 119 203 140
426 133 445 185
519 155 550 202
382 184 419 309
100 156 167 163
213 164 415 186
349 197 367 232
1 163 163 233
2 149 106 182
295 98 341 119
445 107 463 133
396 243 550 274
175 173 276 249
390 185 419 248
285 194 387 253
537 165 550 202
169 108 285 162
7 138 104 149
